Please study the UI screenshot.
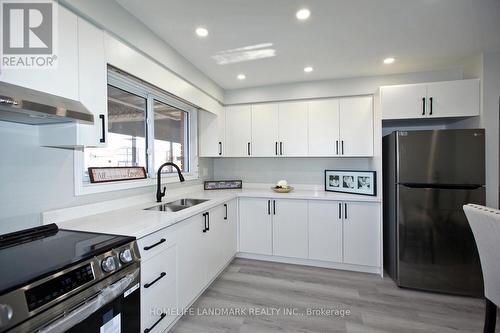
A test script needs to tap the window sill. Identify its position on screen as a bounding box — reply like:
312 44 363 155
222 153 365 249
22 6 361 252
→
75 173 199 196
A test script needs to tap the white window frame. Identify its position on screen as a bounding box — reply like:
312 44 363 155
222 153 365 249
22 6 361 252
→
73 70 199 196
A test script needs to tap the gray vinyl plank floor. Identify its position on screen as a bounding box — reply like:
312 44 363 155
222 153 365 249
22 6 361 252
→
170 258 499 333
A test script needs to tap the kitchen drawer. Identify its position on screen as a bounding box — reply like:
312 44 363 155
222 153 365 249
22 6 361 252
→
138 227 178 261
141 279 177 333
141 246 177 332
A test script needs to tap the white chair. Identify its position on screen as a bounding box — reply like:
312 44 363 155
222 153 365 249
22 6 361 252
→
463 204 500 333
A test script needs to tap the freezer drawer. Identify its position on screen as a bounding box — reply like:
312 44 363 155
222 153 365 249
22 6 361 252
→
397 129 485 185
397 185 484 296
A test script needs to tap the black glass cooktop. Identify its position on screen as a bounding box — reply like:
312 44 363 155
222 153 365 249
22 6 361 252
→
0 224 134 295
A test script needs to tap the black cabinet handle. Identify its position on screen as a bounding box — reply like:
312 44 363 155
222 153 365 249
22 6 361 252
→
99 114 106 143
144 272 166 289
344 203 348 220
207 212 210 231
275 142 278 155
144 313 167 333
429 97 433 115
247 142 251 156
203 213 207 232
422 97 426 115
218 142 222 155
224 204 228 220
267 200 271 215
339 203 342 219
273 200 276 215
336 140 339 155
341 141 344 155
279 142 283 155
143 238 166 251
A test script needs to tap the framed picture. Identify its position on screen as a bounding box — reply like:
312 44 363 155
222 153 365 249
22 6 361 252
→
88 167 147 183
204 180 243 190
325 170 376 196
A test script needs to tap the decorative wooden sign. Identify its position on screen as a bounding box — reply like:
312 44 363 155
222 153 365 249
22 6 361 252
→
88 167 147 183
204 180 243 190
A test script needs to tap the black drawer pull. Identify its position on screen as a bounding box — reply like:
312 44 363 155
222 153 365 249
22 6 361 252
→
422 97 426 115
203 213 207 232
144 313 166 333
144 272 166 288
143 238 166 251
429 97 433 115
224 204 228 220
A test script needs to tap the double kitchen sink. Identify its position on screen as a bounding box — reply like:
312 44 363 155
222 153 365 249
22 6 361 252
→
144 198 209 212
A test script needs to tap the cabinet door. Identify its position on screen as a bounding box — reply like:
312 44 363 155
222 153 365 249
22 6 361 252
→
308 99 340 156
206 205 227 279
426 79 480 118
221 199 238 263
177 215 207 309
339 96 373 156
0 6 79 100
225 105 252 157
239 198 272 255
278 101 308 156
272 199 308 259
77 17 107 147
343 202 380 267
380 84 427 120
308 201 343 263
199 109 225 157
251 104 279 157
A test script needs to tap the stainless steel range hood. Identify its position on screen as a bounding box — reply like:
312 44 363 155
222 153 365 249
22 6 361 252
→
0 81 94 125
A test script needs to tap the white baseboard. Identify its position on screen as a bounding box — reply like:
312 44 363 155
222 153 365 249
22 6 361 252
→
236 252 381 275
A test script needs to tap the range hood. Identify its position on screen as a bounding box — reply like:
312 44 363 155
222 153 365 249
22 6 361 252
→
0 82 94 125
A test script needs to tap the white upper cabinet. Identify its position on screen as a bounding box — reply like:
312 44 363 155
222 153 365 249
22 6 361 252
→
199 109 225 157
75 17 107 147
308 99 340 156
380 84 427 120
38 16 108 147
225 105 252 157
251 104 279 157
426 79 480 118
381 79 480 120
0 5 79 100
278 101 309 156
339 96 374 157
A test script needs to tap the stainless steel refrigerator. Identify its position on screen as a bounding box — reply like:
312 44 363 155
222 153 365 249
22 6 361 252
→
383 129 485 296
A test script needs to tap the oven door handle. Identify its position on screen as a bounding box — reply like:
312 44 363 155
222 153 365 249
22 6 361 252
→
38 268 140 333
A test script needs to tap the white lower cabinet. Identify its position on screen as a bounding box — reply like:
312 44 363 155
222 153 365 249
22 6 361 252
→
141 242 177 333
272 199 308 259
308 201 343 263
240 197 381 268
342 201 380 267
239 198 273 255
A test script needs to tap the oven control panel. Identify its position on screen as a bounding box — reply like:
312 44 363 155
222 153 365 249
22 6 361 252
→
25 264 95 311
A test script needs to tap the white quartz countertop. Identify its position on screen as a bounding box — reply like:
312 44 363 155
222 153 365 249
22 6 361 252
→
55 186 381 239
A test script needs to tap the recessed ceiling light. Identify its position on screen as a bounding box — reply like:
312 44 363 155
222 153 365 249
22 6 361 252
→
195 27 208 37
383 57 395 64
237 74 246 80
296 8 311 20
304 66 314 73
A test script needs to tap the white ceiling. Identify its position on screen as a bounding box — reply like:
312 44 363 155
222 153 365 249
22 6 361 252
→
116 0 500 90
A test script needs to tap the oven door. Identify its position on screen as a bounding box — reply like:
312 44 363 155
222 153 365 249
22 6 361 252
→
15 264 141 333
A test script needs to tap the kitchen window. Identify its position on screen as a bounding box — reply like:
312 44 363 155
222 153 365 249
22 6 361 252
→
76 68 198 195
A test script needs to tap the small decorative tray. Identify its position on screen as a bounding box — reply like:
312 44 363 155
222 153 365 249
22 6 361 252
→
271 186 294 193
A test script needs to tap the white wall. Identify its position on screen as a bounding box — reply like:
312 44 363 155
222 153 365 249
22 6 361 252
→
0 122 214 234
59 0 223 103
224 68 463 104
